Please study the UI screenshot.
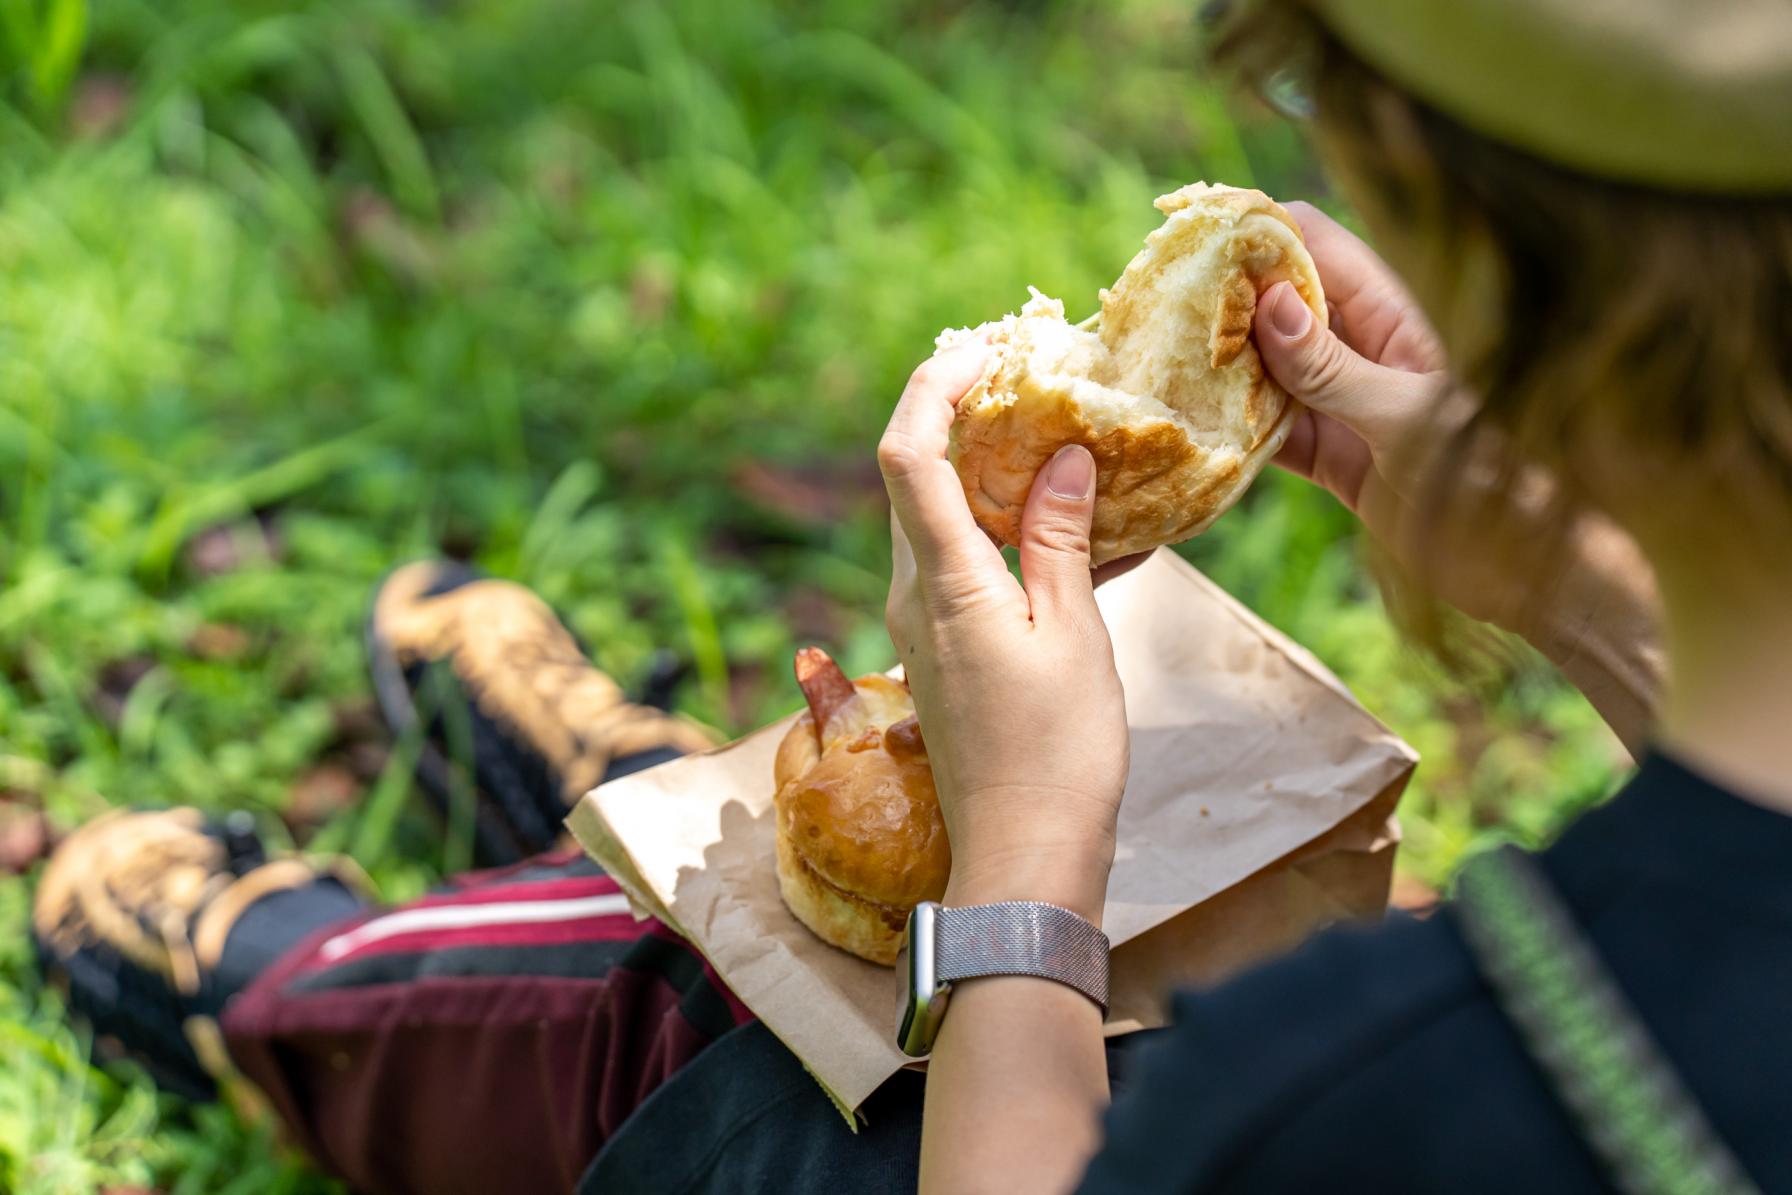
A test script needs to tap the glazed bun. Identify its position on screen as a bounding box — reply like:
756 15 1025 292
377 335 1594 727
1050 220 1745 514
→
773 648 949 966
940 183 1327 565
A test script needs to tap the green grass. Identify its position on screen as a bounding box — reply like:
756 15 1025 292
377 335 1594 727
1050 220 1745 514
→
0 0 1628 1187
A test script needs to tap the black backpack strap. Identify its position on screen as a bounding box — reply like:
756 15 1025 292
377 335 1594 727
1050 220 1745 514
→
1455 848 1760 1195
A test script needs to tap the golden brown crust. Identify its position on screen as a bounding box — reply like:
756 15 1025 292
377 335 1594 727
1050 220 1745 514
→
774 815 912 966
940 183 1326 564
773 710 823 792
777 731 948 910
771 667 950 966
1209 270 1257 369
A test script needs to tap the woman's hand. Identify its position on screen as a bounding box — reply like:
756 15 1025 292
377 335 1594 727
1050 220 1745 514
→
1256 203 1663 751
879 341 1129 924
885 341 1122 1195
1254 203 1474 587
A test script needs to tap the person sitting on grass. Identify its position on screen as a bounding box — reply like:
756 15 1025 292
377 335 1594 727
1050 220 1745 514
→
32 0 1792 1190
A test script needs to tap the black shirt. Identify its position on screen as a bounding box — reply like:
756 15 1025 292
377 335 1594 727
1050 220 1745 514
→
586 755 1791 1192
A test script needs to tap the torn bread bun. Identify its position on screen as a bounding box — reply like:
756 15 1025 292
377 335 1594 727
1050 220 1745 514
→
773 648 949 966
939 183 1327 565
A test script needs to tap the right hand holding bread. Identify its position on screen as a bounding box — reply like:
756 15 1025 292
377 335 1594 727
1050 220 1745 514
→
879 342 1130 927
1256 204 1658 640
1251 200 1457 534
1256 202 1662 748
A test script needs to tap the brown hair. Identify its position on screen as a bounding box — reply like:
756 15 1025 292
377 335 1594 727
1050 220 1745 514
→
1211 0 1792 660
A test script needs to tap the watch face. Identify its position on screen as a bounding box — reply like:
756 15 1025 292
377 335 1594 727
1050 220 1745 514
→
896 901 949 1057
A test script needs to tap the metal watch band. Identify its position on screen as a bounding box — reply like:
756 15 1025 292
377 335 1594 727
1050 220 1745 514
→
934 901 1110 1015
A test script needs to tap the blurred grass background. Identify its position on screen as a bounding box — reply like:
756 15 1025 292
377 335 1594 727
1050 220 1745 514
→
0 0 1629 1188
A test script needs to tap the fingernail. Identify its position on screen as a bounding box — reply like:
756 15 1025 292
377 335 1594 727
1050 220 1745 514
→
1267 283 1311 339
1045 445 1094 499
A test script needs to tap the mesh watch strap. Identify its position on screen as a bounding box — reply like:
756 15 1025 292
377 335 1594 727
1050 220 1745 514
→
933 901 1110 1015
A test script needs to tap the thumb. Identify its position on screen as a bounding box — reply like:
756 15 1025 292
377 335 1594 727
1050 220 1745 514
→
1019 445 1100 627
1256 282 1407 439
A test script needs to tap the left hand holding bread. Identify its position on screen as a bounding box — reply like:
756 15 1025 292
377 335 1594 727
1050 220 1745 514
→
878 341 1130 925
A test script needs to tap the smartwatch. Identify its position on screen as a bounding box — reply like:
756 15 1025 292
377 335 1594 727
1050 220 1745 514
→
896 899 1111 1057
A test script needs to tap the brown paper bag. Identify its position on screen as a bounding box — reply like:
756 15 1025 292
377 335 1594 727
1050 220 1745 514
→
566 550 1416 1116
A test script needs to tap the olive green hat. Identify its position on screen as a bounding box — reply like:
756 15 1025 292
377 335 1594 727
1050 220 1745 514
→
1306 0 1792 193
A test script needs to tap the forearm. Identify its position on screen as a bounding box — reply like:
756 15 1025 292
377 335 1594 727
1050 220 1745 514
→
918 849 1113 1195
1508 510 1664 758
919 977 1109 1194
1370 463 1664 757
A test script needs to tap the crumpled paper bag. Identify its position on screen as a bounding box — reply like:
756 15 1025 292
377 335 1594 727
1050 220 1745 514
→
567 549 1416 1115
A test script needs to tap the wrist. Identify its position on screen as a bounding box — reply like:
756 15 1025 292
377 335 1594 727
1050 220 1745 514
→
943 841 1114 927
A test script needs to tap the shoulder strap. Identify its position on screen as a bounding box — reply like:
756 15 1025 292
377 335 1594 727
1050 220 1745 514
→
1455 848 1760 1195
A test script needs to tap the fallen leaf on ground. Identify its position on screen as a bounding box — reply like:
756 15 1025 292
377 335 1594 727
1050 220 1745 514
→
285 765 363 833
729 458 884 528
188 623 252 661
187 515 283 577
781 586 848 644
69 74 132 140
0 795 50 873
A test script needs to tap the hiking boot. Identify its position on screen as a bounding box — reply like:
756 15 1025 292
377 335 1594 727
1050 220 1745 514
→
366 560 717 867
33 807 369 1100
